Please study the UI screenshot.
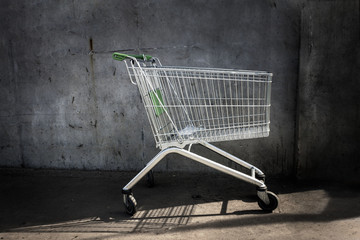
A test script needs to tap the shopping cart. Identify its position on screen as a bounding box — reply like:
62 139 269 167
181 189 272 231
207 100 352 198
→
113 52 279 215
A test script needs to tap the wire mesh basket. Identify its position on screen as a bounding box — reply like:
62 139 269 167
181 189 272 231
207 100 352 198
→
126 63 272 149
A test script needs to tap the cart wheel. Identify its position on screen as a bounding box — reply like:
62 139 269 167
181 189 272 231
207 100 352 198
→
257 191 278 212
124 194 137 215
146 170 155 187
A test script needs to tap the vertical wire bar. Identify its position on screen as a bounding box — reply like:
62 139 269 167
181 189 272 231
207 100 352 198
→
174 70 185 135
174 70 185 133
266 75 271 132
220 73 226 139
252 75 255 134
223 74 230 132
155 71 165 142
167 70 179 135
158 71 169 143
235 74 240 137
184 71 195 127
205 72 215 138
197 71 203 134
191 71 199 127
240 75 244 133
181 70 194 125
211 72 219 139
194 71 204 139
165 71 177 141
160 70 172 142
216 73 221 140
141 69 160 145
151 71 162 140
258 77 261 133
177 70 187 131
246 75 250 132
264 77 268 132
229 74 235 140
217 73 224 133
264 76 268 131
189 71 200 139
163 70 181 141
211 72 217 138
264 77 267 134
261 78 265 132
199 71 211 139
258 77 261 132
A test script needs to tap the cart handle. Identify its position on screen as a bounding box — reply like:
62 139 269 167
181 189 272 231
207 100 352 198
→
112 52 152 62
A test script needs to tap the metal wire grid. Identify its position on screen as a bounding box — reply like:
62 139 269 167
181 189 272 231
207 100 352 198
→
126 65 272 149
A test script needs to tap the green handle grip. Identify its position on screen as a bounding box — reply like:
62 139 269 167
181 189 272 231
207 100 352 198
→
112 52 152 61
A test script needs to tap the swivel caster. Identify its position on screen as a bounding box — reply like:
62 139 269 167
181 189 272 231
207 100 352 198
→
257 191 279 212
123 193 137 215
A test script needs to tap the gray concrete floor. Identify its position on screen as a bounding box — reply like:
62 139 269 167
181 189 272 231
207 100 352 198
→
0 168 359 240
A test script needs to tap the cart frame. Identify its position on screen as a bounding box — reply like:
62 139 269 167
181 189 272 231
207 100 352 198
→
113 53 279 215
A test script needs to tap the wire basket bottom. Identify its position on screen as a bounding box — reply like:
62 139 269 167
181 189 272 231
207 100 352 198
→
156 124 270 147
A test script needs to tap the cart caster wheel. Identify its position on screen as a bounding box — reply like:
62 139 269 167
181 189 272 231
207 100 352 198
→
257 191 279 212
146 170 155 187
124 194 137 215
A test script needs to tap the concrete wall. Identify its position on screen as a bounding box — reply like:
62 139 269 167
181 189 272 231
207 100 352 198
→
297 0 360 182
1 0 358 182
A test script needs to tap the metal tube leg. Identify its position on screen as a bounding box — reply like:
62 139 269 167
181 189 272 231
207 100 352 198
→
199 141 265 177
123 148 170 191
123 147 266 192
173 148 266 188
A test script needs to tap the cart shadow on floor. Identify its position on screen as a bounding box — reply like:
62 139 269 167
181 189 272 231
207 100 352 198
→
116 180 360 234
0 169 359 235
127 200 267 233
0 200 266 234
